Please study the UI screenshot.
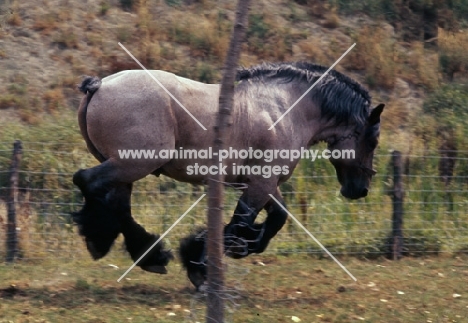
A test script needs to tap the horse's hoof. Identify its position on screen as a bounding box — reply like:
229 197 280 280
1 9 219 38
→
85 239 111 260
179 228 207 290
188 270 206 291
141 265 168 274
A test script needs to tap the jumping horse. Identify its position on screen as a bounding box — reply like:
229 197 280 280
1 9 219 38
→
72 62 384 289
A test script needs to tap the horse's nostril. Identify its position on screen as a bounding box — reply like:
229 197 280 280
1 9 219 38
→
362 188 368 197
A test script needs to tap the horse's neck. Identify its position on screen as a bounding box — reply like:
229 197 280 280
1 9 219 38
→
308 120 355 147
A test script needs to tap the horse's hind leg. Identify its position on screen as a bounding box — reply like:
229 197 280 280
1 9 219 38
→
72 163 124 260
73 160 173 273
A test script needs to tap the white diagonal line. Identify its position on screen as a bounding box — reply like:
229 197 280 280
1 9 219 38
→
268 194 357 281
268 43 356 130
117 194 206 282
118 42 207 131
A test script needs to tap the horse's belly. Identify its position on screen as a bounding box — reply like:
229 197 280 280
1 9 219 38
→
157 159 238 184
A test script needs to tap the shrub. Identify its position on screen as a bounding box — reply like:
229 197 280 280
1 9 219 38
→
246 13 293 60
449 0 468 21
296 37 332 66
423 83 468 121
43 88 66 113
7 10 22 26
99 0 111 16
167 12 230 59
439 28 468 81
345 25 396 89
0 94 24 110
322 7 340 28
33 13 59 35
120 0 134 11
331 0 396 18
405 42 439 90
53 29 79 49
421 83 468 155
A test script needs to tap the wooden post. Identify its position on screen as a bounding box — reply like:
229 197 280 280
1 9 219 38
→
206 1 250 322
6 140 22 263
391 150 403 260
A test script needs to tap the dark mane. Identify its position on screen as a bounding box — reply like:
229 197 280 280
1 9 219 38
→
236 62 371 126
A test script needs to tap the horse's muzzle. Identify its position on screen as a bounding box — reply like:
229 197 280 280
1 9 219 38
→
141 265 168 274
341 187 368 199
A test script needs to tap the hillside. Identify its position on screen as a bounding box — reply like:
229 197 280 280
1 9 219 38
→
0 0 466 143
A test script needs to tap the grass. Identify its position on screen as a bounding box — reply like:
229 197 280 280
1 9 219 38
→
1 254 467 322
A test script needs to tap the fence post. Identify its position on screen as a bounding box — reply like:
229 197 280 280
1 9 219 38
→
206 1 250 322
391 150 403 260
6 140 22 263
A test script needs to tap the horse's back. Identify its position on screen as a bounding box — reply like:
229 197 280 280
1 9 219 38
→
85 70 219 160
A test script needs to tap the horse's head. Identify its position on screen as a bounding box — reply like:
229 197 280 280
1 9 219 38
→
328 104 384 199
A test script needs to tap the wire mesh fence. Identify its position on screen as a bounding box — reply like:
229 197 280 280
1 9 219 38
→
1 141 467 263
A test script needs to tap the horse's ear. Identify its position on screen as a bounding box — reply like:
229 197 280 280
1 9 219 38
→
368 103 385 125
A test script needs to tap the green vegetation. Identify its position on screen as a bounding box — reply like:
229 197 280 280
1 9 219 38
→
332 0 396 18
333 0 468 22
423 84 468 121
119 0 134 11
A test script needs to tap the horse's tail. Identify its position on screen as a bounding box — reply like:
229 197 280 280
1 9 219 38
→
78 76 101 95
77 76 106 162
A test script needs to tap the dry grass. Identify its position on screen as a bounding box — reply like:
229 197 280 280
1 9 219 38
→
53 29 80 49
0 255 467 322
43 88 66 113
166 11 230 60
32 13 60 35
296 36 333 66
1 0 467 136
405 42 440 90
246 13 294 61
7 11 21 27
345 25 396 89
322 7 340 29
16 97 42 124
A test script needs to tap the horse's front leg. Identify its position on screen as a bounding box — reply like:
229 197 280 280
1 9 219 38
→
223 197 261 258
252 189 288 254
179 185 286 289
72 160 173 273
224 188 288 257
